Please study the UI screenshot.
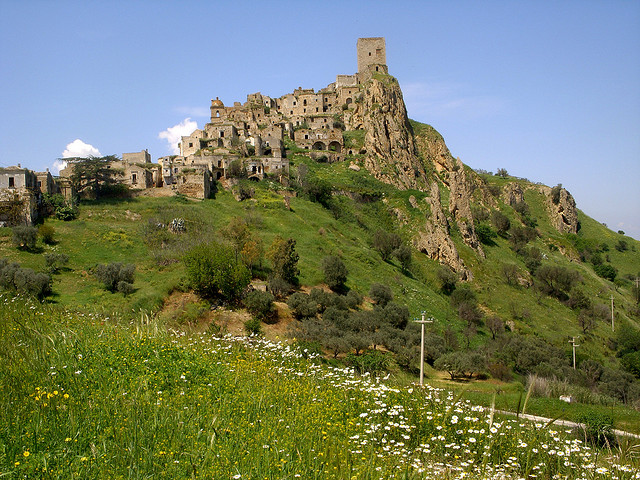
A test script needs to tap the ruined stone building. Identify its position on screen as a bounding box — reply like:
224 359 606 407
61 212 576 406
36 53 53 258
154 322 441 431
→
1 38 390 204
0 165 42 225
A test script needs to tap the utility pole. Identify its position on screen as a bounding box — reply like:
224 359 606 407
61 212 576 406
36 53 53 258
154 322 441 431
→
569 337 580 369
415 312 433 387
611 295 615 332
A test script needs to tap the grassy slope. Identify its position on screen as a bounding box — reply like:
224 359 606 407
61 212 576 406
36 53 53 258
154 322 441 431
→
1 123 639 435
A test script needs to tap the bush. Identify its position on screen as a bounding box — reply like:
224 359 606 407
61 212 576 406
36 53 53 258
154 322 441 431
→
383 302 409 330
534 264 580 300
244 317 263 336
12 225 38 250
475 224 497 245
436 266 457 295
44 252 69 274
55 203 78 221
594 264 617 282
183 243 250 302
287 292 317 320
372 230 402 261
244 290 275 323
321 256 348 291
38 224 56 244
0 259 51 300
369 283 393 308
576 411 615 447
267 276 291 299
94 262 135 293
267 236 299 285
345 290 363 309
346 350 388 375
491 211 511 236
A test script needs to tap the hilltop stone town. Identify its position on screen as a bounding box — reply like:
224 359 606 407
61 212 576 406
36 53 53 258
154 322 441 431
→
0 38 389 225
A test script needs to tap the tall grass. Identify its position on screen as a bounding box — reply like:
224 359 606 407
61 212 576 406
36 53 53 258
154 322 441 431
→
1 298 638 479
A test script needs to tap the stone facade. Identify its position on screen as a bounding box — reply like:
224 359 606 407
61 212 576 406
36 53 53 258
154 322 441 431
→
0 166 41 226
4 38 390 201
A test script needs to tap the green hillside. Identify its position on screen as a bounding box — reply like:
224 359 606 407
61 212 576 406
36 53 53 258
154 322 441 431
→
1 121 640 463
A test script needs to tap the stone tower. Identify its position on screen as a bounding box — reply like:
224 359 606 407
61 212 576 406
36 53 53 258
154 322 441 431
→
357 37 387 74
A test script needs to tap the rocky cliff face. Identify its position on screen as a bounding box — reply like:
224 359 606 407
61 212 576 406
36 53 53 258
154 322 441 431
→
540 185 580 234
413 126 484 257
345 76 427 190
413 182 471 280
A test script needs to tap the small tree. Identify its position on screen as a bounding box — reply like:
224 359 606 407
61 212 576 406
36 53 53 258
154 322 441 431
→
69 155 124 199
436 266 457 295
38 224 56 245
94 262 135 294
183 242 250 302
491 210 511 237
12 226 38 250
369 283 393 308
393 244 412 271
44 252 69 274
496 168 509 178
244 290 275 323
267 236 299 285
321 256 348 291
372 230 402 261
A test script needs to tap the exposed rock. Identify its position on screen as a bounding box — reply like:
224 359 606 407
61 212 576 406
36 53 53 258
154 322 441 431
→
503 182 525 207
448 158 485 258
408 195 418 209
414 183 471 279
540 185 579 234
347 76 427 190
348 162 360 171
413 123 455 174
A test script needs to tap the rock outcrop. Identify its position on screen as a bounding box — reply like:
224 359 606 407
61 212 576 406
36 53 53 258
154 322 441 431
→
414 183 471 280
541 185 579 234
346 76 427 190
503 182 525 207
447 159 485 258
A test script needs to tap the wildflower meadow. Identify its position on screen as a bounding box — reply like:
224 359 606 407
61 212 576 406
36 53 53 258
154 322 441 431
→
0 294 638 479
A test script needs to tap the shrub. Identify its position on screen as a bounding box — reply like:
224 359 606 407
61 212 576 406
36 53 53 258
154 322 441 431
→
369 283 392 308
183 243 250 302
534 264 580 300
594 264 617 282
55 203 78 221
267 276 291 300
475 224 497 245
551 184 562 204
244 317 263 336
345 290 363 309
372 230 402 261
383 302 409 330
576 411 614 447
346 350 388 375
287 292 317 320
436 266 457 295
244 290 275 323
12 225 38 250
393 244 412 271
44 252 69 274
321 256 348 291
491 211 511 236
0 259 51 300
94 262 135 293
496 168 509 178
267 236 299 285
38 224 56 244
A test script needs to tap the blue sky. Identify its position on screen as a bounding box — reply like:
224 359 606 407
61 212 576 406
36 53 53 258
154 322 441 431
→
1 0 638 238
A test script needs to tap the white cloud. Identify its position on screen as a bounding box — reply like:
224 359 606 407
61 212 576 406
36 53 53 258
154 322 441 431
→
53 139 102 174
158 118 198 155
62 139 102 159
